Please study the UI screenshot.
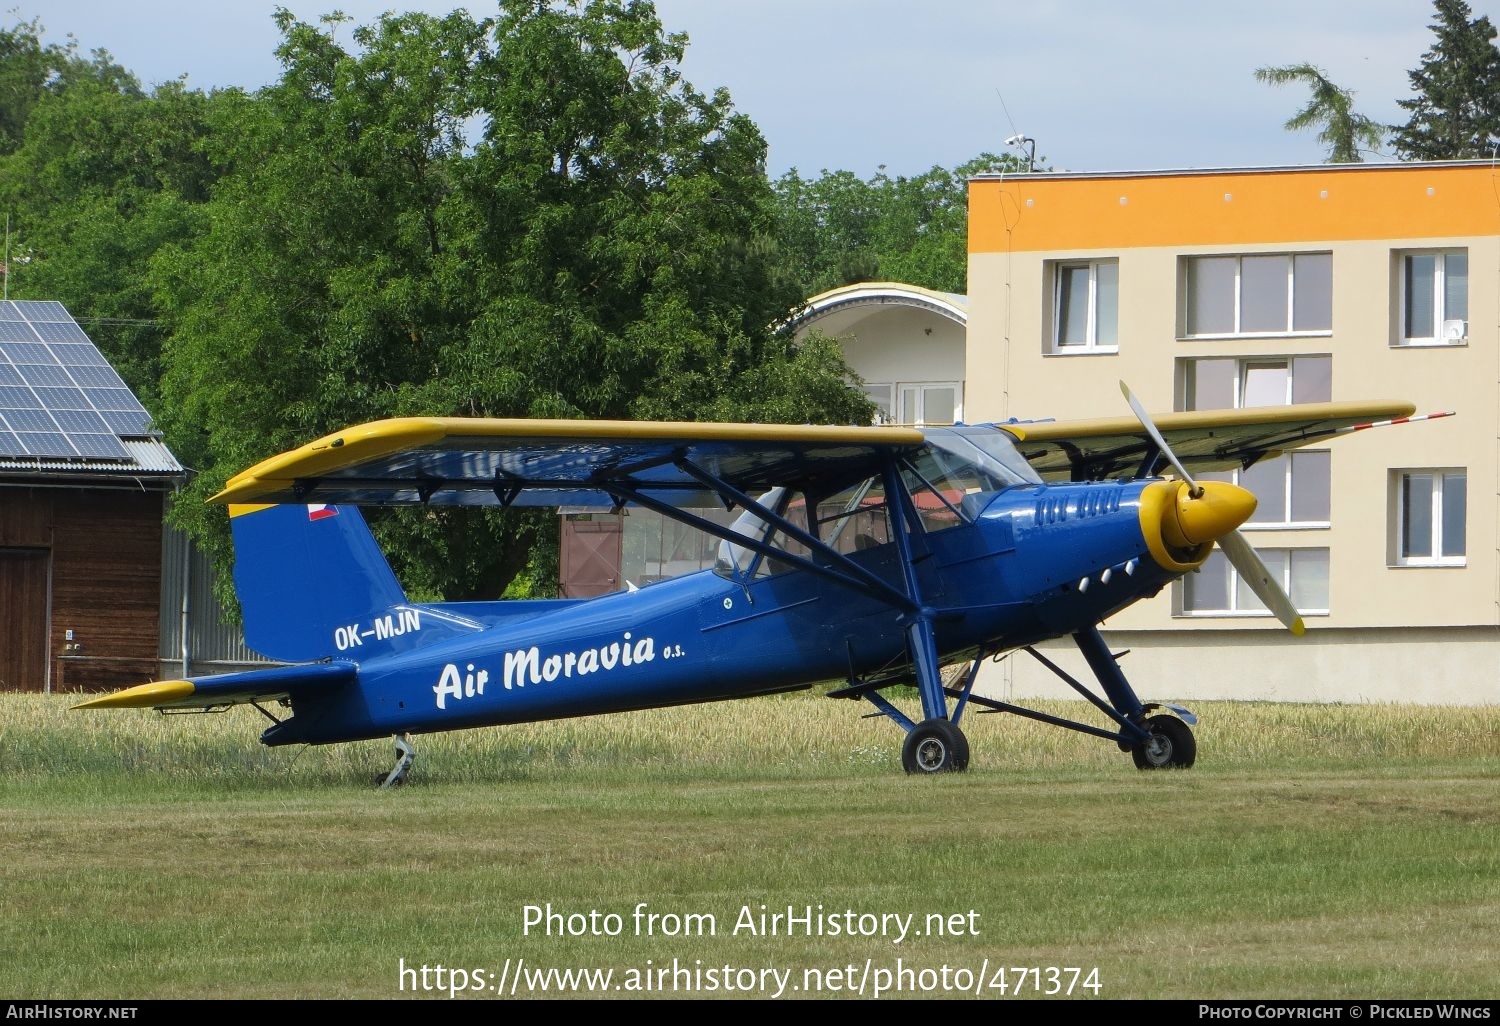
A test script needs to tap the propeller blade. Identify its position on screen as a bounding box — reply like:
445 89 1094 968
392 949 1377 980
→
1120 380 1305 636
1217 530 1306 635
1119 381 1200 495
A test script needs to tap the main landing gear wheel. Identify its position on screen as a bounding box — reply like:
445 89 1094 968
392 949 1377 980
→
1131 714 1196 770
902 718 970 774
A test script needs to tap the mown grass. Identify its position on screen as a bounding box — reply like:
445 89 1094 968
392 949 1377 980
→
2 692 1497 1000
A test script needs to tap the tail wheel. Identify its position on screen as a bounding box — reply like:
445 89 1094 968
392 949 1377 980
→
902 718 970 774
1131 714 1196 770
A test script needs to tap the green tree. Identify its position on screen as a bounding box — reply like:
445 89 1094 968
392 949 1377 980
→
0 16 67 156
152 1 871 606
772 152 1021 298
1392 0 1500 159
0 15 140 156
0 17 217 408
1254 63 1387 162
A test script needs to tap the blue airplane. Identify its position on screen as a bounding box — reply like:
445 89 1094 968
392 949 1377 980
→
75 385 1442 784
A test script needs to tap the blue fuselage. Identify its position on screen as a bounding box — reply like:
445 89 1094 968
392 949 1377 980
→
263 477 1177 746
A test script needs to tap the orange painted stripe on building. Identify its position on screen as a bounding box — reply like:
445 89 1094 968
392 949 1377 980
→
969 164 1500 254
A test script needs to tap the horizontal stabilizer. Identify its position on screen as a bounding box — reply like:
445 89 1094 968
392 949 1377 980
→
72 661 357 711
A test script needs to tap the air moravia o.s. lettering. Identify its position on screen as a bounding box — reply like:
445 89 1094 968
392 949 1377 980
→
72 390 1451 787
432 632 663 710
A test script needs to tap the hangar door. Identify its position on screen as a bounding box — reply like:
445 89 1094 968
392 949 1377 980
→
0 548 49 691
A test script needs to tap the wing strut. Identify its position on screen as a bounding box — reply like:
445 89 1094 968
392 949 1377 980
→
881 457 949 724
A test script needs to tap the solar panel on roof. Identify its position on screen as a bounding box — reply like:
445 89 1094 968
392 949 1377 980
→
0 303 156 461
14 300 70 320
18 431 73 454
69 366 124 387
100 411 151 434
19 365 71 386
72 434 132 457
53 345 110 368
0 386 41 407
34 322 90 343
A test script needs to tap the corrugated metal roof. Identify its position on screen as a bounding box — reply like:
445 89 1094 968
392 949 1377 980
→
0 435 185 477
122 437 186 474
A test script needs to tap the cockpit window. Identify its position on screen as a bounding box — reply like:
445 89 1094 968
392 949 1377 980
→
899 429 1037 532
714 479 891 579
900 447 982 532
713 428 1038 570
815 477 890 555
715 487 784 576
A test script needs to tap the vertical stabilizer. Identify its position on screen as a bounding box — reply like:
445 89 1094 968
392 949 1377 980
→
229 503 411 663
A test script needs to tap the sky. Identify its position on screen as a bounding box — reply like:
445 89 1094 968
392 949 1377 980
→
13 1 1486 179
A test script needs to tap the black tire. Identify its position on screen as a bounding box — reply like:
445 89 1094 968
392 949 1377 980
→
902 718 970 774
1131 714 1196 770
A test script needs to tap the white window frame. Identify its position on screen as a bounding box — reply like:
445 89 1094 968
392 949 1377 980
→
896 381 961 426
1178 547 1330 618
1182 252 1332 339
1050 259 1119 354
1396 249 1468 347
1180 355 1332 411
1391 468 1467 567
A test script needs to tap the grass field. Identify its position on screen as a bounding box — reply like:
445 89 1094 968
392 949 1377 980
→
2 691 1497 1001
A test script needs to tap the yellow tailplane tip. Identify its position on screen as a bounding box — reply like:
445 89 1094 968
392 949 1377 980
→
72 680 197 710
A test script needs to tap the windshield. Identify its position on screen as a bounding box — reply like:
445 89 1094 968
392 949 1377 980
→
923 426 1042 486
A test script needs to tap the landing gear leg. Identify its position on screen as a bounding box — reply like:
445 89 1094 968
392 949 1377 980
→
376 733 415 789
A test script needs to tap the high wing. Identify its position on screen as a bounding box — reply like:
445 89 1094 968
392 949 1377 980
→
1000 400 1433 482
212 418 929 507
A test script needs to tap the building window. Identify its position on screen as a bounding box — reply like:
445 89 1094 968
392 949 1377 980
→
1182 355 1331 410
1181 548 1329 616
1392 469 1466 566
1197 451 1330 528
1052 259 1118 353
897 382 960 425
863 383 894 424
1183 253 1331 337
1397 250 1467 346
1182 357 1331 552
